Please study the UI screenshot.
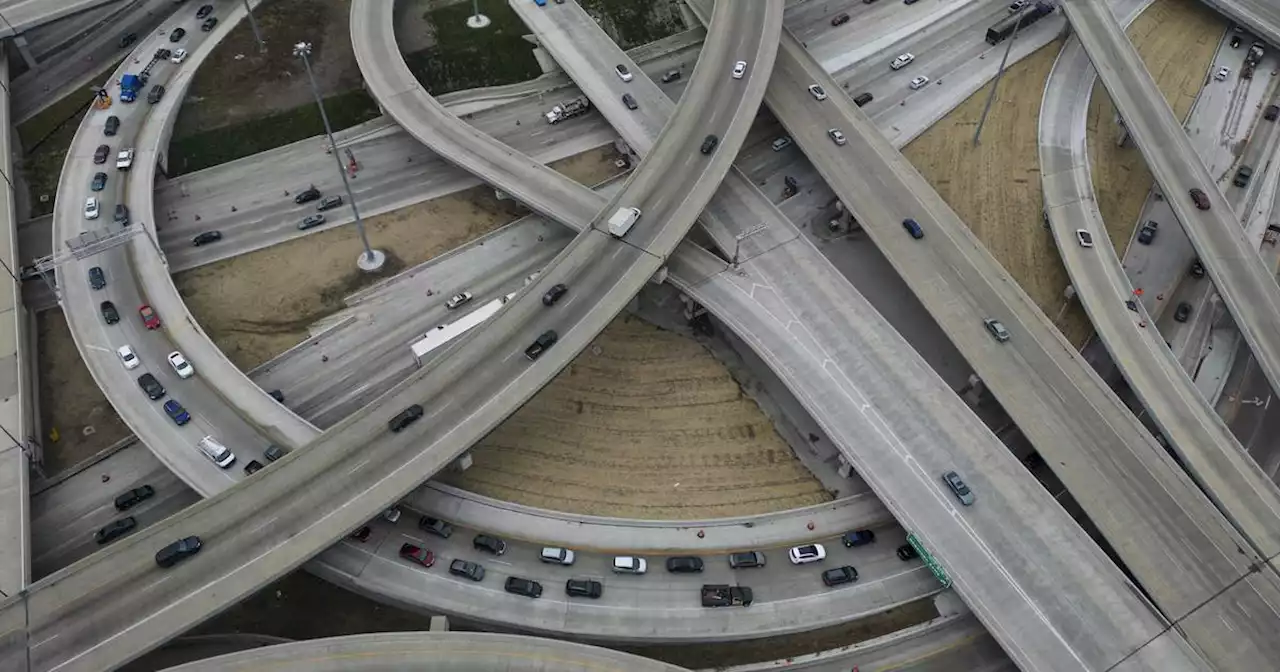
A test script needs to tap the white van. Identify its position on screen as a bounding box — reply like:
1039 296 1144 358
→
607 207 641 238
198 435 236 468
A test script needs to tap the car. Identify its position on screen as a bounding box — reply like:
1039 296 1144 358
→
154 47 172 61
155 536 202 567
788 544 826 565
525 330 558 361
382 507 402 523
85 196 101 220
139 304 161 329
192 230 222 246
728 551 766 568
660 69 681 83
1174 302 1192 322
147 84 165 104
566 578 603 598
902 218 924 239
1190 258 1205 278
473 534 507 555
622 93 638 110
1189 188 1210 210
449 559 486 581
163 399 190 425
771 136 792 151
298 214 326 230
446 292 473 309
822 565 859 587
169 27 185 42
93 144 110 164
1214 67 1230 81
732 60 748 79
196 4 213 18
505 576 543 598
244 460 264 475
399 543 435 568
841 530 876 547
828 129 847 146
1075 229 1094 247
542 283 568 306
317 195 343 211
138 373 166 400
264 444 287 462
700 134 719 155
540 546 576 565
904 0 921 4
1230 35 1241 48
104 116 120 136
983 318 1010 342
117 345 139 370
909 75 930 90
115 203 130 226
118 33 137 48
114 485 155 511
200 17 217 31
294 185 321 204
891 53 915 70
942 470 975 505
88 266 106 290
101 301 120 324
269 389 285 402
897 544 919 561
90 172 107 191
615 64 633 82
666 556 704 573
349 526 372 542
1137 221 1158 245
1009 0 1029 11
170 47 188 64
116 148 134 170
1266 105 1280 122
831 13 850 26
808 84 827 100
1234 165 1253 187
388 404 424 432
418 516 454 538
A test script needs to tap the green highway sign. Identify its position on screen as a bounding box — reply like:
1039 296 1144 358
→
907 533 951 589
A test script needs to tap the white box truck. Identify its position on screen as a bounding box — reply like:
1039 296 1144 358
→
197 435 236 468
607 207 641 238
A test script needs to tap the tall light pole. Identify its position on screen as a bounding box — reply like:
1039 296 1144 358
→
293 41 384 272
732 224 768 268
242 0 266 53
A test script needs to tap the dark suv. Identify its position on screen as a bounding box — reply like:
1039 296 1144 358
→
101 301 120 324
94 144 110 164
700 134 719 155
104 116 120 136
504 576 543 598
114 485 155 511
449 559 485 581
524 330 558 361
473 534 507 555
666 556 704 573
842 529 876 547
294 185 321 204
137 373 166 400
147 84 165 104
155 536 202 568
896 544 919 561
115 203 131 226
728 551 766 568
88 266 106 290
388 404 424 432
418 516 454 538
1189 188 1210 211
196 4 214 18
169 27 186 42
1174 302 1192 322
542 283 568 306
565 578 603 598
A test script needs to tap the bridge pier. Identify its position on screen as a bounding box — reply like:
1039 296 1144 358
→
11 36 38 70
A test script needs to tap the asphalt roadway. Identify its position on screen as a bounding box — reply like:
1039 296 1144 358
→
0 0 119 37
1202 0 1280 46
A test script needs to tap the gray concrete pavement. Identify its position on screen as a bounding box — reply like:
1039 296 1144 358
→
0 0 120 36
1202 0 1280 47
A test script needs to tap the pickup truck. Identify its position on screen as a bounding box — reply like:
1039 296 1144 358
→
701 584 753 607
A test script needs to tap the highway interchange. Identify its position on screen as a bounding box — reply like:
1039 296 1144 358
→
5 0 1280 670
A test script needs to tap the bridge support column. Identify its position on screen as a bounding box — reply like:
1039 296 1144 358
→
12 36 38 70
451 452 473 472
1114 116 1132 147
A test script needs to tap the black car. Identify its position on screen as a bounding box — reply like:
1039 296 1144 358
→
473 534 507 555
666 556 705 573
1230 35 1242 48
896 544 919 561
244 460 265 475
565 578 603 598
201 17 217 31
155 48 171 60
298 214 326 230
418 516 454 538
388 404 424 432
101 300 120 324
104 116 120 136
192 230 223 246
1233 165 1253 188
147 84 165 104
294 185 321 204
349 526 372 542
1136 221 1157 245
1189 258 1205 278
542 283 568 306
450 559 486 582
317 195 343 211
114 485 156 511
138 373 166 400
264 444 287 462
91 172 108 191
94 144 110 164
622 93 638 110
841 529 876 547
700 134 719 155
196 4 214 18
269 389 285 402
169 27 186 42
505 576 543 598
831 12 850 25
1189 188 1210 211
115 203 131 226
155 536 202 568
821 565 859 587
88 266 106 290
95 517 137 545
525 330 558 361
1174 302 1192 323
118 33 137 48
660 70 681 83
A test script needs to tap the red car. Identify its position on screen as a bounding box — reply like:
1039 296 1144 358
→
399 543 434 568
1189 188 1210 211
139 304 160 329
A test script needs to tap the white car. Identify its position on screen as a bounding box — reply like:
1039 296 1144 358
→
445 291 472 309
788 543 827 565
117 345 140 370
909 75 930 90
1009 0 1030 12
1214 67 1230 81
116 148 134 170
84 196 100 220
381 507 402 523
891 53 915 70
612 556 647 574
807 84 827 100
167 351 194 379
1075 229 1094 247
614 64 632 82
732 60 748 79
170 48 188 64
827 128 847 146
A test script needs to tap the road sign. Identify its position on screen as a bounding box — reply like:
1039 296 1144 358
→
907 533 951 588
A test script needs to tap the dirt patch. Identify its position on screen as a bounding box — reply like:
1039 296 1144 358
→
551 144 627 185
35 310 131 477
437 316 832 519
903 0 1223 348
578 0 688 51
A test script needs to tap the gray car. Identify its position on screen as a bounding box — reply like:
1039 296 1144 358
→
942 470 975 506
298 214 325 230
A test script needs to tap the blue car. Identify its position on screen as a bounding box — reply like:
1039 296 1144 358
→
163 399 190 426
902 218 924 239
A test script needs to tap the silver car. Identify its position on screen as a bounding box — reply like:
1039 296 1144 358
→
942 471 975 506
